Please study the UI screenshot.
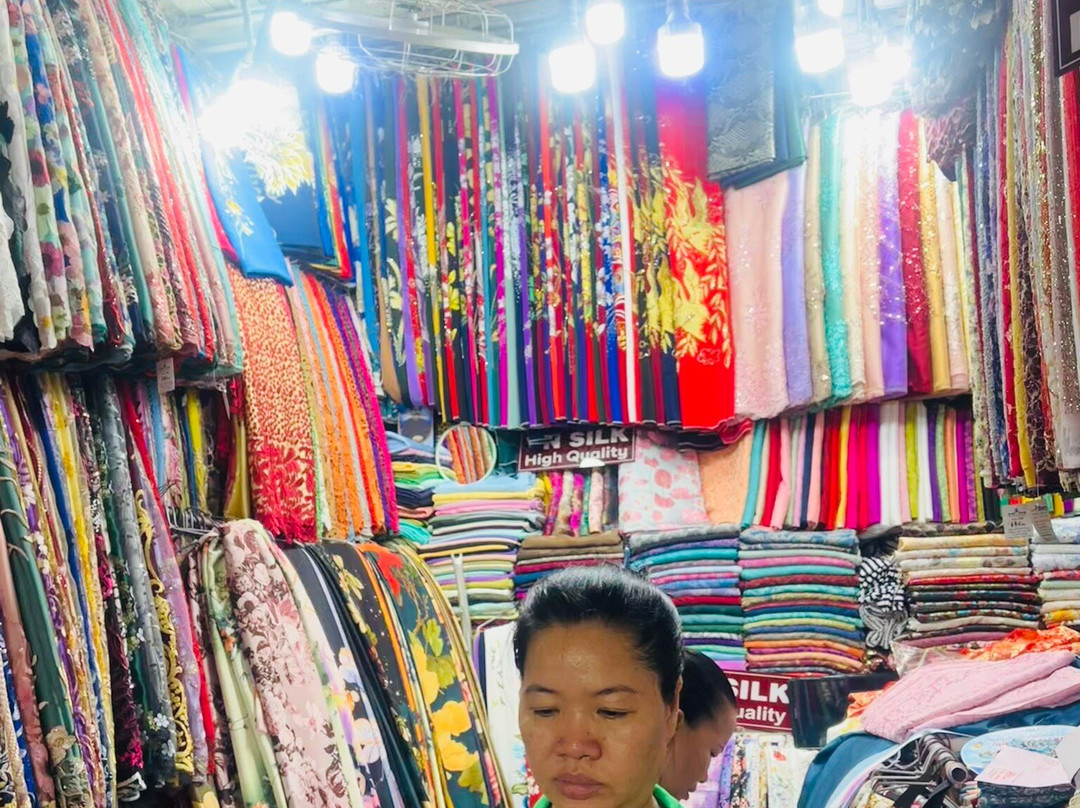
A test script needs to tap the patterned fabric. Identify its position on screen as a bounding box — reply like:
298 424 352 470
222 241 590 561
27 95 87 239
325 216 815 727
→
618 431 709 534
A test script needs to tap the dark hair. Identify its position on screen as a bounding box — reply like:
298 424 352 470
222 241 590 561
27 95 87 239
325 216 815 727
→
513 565 683 704
680 649 738 727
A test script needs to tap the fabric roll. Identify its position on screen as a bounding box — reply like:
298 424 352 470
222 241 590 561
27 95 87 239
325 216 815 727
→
803 125 833 405
727 172 790 419
782 165 813 408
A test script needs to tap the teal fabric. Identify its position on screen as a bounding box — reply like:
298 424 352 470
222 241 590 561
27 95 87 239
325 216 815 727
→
741 421 767 527
819 114 851 401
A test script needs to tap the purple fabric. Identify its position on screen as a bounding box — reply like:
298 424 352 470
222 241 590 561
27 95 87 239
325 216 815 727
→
928 404 942 522
956 412 970 524
782 165 813 407
963 409 978 521
878 112 908 397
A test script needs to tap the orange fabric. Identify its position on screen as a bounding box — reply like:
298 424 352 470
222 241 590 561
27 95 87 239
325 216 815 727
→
230 267 317 541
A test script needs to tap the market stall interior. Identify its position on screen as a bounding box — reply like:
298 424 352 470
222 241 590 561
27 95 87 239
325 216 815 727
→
2 0 1080 806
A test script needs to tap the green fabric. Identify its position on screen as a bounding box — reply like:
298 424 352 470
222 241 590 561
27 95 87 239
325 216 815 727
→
536 785 681 808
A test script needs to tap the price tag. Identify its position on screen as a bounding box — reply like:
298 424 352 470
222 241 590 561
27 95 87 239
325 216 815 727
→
1002 503 1031 540
157 358 176 394
1029 500 1059 543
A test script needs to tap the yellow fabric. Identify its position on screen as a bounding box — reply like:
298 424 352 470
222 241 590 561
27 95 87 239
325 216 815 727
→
224 415 251 520
905 404 919 521
917 124 951 393
1004 44 1035 488
836 407 852 528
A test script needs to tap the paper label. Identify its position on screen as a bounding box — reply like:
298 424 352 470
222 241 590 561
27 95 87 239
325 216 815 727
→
157 359 175 394
1030 500 1059 543
1002 502 1031 540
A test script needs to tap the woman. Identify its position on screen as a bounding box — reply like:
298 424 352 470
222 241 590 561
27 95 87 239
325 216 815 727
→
514 565 683 808
661 649 739 800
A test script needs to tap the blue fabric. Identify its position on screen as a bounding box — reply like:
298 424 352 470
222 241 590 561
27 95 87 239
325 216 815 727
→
742 421 767 527
180 53 292 285
798 700 1080 808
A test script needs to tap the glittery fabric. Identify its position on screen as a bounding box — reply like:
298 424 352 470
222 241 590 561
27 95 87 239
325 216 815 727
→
726 172 789 419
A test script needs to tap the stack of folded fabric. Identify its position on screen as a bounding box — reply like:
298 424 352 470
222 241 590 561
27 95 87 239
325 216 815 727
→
739 529 865 675
627 526 745 670
1035 516 1080 627
858 553 908 658
387 432 448 545
896 529 1039 645
514 531 624 600
416 474 545 623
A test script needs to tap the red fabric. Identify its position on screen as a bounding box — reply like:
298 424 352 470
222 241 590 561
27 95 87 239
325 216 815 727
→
655 78 735 430
898 110 932 394
846 408 861 530
672 596 742 607
760 422 782 526
823 410 842 530
741 576 858 589
909 574 1041 587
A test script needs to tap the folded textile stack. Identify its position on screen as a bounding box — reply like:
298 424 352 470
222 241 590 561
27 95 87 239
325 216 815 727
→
738 529 865 675
628 526 745 669
538 468 620 535
1035 516 1080 628
896 531 1038 645
514 531 625 600
387 432 449 545
417 474 545 622
858 555 908 655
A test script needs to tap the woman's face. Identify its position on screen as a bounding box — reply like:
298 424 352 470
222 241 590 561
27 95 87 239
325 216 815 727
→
519 621 680 808
661 706 738 800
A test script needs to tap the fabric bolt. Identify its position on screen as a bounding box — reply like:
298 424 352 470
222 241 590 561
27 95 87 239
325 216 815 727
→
727 172 789 419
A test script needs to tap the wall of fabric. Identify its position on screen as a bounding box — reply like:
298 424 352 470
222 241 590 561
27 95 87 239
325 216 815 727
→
0 371 506 808
226 266 396 542
959 0 1080 493
291 43 977 430
0 0 241 373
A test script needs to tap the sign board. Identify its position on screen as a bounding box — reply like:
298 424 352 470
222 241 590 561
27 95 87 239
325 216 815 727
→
1003 500 1059 542
518 427 636 472
1055 0 1080 75
726 672 791 732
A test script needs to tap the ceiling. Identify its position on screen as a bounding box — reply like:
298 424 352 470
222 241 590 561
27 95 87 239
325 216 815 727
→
164 0 708 54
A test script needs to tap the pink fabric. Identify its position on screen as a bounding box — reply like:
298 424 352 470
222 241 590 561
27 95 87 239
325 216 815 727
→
861 651 1077 742
806 415 824 527
740 556 856 570
435 502 543 515
727 174 790 419
913 666 1080 733
770 420 792 529
618 430 710 533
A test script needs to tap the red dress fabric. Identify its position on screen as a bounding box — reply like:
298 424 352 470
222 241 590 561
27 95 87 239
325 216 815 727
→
655 79 735 430
898 111 933 394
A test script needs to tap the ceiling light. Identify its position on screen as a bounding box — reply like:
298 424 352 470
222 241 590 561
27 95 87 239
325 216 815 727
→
315 47 356 94
875 41 911 83
657 0 705 79
848 62 893 107
269 10 314 56
198 71 293 151
817 0 844 17
585 0 625 46
795 27 845 74
548 37 596 93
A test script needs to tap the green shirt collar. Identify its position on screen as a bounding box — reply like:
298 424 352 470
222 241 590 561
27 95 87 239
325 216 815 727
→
535 785 681 808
